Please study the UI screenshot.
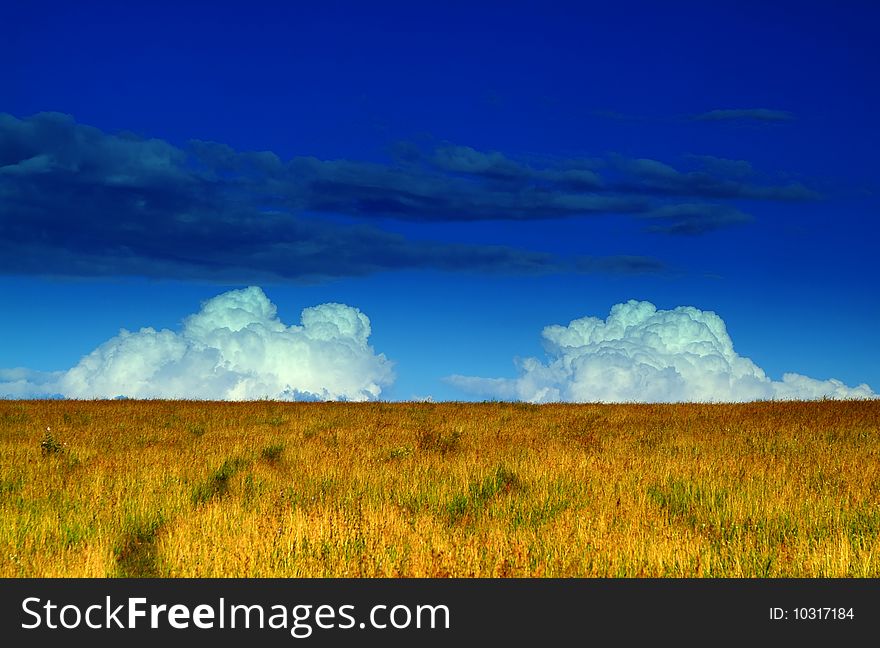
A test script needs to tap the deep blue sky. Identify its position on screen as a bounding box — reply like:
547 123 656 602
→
1 1 878 400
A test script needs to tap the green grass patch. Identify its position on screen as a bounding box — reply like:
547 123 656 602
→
192 457 249 505
260 443 285 462
447 466 523 524
115 512 165 577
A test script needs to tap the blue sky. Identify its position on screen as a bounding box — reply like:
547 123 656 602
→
1 1 877 401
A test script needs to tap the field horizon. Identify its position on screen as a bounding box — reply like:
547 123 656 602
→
2 399 878 577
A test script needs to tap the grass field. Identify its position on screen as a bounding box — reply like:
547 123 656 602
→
1 399 878 577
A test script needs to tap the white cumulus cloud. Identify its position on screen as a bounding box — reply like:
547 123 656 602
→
447 300 875 403
1 287 394 401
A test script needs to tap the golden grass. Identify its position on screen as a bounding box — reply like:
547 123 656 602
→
1 399 878 577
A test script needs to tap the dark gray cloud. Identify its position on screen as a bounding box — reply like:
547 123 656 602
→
0 112 665 281
693 108 795 122
575 255 667 274
614 157 818 201
642 204 753 235
431 144 529 180
0 112 821 282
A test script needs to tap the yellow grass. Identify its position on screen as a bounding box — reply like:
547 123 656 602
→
1 400 878 577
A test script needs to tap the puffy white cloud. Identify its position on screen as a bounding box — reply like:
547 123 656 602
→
0 368 63 398
448 300 875 403
1 287 394 401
